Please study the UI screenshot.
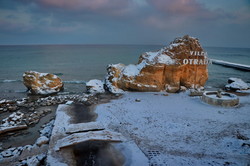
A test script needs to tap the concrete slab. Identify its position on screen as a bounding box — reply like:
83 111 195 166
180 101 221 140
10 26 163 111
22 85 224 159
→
65 122 104 134
55 130 125 151
47 104 149 166
0 125 27 135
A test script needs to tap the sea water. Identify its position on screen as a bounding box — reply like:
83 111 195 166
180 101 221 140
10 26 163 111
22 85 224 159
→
0 45 249 99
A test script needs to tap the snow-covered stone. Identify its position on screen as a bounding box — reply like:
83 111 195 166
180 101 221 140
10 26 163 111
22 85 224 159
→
22 154 46 166
36 136 49 146
225 78 249 90
65 100 73 105
1 150 13 157
1 111 24 127
86 79 105 93
23 71 63 95
105 35 208 93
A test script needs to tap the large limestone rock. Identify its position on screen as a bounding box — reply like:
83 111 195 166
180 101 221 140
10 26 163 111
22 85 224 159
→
105 35 209 93
23 71 63 95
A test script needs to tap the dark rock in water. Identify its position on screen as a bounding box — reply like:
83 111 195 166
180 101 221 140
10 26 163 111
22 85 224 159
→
23 71 64 95
105 35 209 93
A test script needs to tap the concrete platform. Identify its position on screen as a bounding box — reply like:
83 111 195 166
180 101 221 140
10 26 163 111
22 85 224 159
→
47 104 148 166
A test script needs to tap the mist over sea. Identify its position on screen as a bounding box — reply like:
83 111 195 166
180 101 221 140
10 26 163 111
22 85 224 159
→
0 45 250 99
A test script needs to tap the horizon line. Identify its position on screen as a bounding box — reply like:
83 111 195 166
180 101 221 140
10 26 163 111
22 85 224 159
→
0 43 249 49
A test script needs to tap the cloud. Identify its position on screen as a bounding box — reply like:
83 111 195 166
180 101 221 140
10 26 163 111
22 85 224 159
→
36 0 131 15
149 0 203 15
0 0 250 47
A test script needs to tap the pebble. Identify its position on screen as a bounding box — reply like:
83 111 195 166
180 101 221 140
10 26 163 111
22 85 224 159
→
29 107 35 111
135 98 141 102
8 106 18 111
36 136 49 146
26 156 40 166
1 150 13 157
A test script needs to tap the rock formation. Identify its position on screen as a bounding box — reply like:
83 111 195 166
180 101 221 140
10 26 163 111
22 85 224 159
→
23 71 63 95
225 78 249 91
86 79 105 93
105 35 209 93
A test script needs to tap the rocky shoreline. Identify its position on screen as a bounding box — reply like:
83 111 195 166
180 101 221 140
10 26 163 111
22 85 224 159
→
0 92 121 165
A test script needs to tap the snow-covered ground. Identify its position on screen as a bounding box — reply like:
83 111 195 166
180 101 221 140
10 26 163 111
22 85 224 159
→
95 91 250 166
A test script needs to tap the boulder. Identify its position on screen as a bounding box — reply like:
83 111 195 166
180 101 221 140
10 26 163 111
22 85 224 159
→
86 79 105 93
225 78 249 90
36 136 49 146
23 71 63 95
105 35 209 93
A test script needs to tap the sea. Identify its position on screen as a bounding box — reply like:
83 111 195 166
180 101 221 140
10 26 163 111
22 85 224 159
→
0 45 250 99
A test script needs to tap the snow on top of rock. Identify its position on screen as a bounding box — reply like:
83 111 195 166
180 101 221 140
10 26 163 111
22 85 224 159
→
23 71 46 76
226 78 249 90
168 42 184 50
86 79 105 93
157 54 175 65
86 79 103 86
111 63 125 69
123 64 142 77
144 51 159 62
39 72 49 77
105 79 124 94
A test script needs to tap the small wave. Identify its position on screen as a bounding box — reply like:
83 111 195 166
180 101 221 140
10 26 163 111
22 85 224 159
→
14 90 27 93
63 81 86 84
53 73 64 76
0 80 22 83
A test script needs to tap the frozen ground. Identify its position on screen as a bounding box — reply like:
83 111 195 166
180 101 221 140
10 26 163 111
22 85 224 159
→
95 91 250 166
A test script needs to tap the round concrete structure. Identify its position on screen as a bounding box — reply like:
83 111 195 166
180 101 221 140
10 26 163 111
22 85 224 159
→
201 91 239 107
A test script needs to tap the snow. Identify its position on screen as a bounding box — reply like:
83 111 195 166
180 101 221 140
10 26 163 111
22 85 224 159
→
112 63 125 70
168 42 183 50
45 80 52 84
205 94 236 100
86 79 105 93
1 111 24 127
144 51 158 62
65 101 73 105
105 79 124 94
39 72 49 77
212 59 250 71
47 104 75 165
226 78 249 90
95 92 250 165
157 54 175 65
121 48 175 78
123 64 141 77
36 136 49 146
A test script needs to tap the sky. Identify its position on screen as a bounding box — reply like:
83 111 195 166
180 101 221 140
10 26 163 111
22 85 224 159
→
0 0 250 47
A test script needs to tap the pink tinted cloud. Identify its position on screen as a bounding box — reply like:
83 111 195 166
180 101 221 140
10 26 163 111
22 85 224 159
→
149 0 205 15
38 0 129 13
